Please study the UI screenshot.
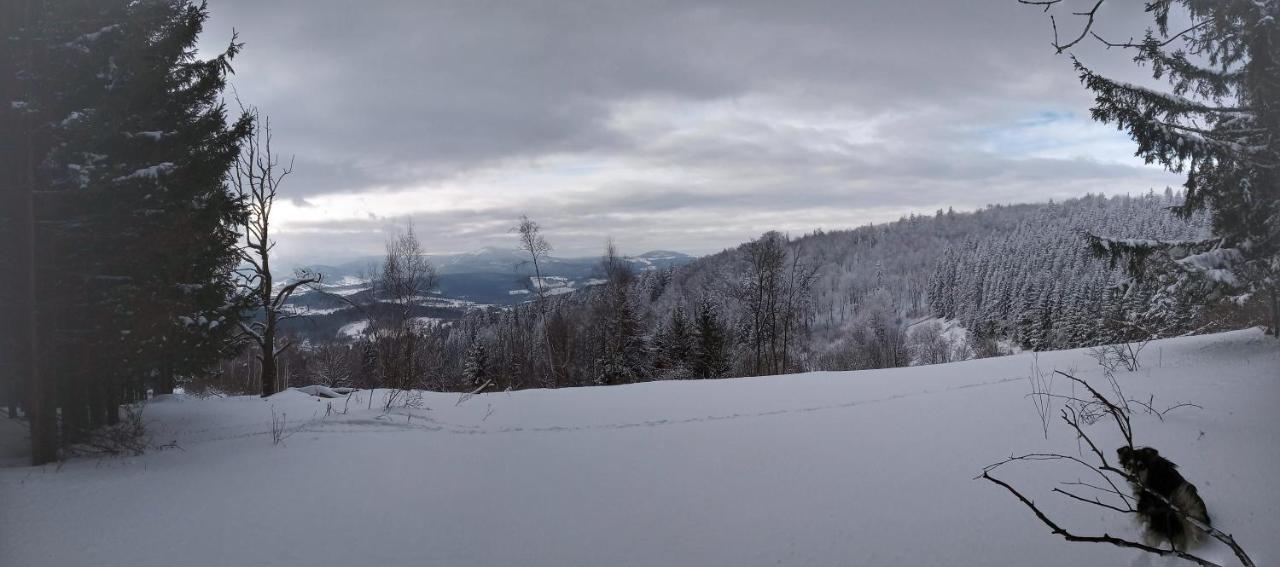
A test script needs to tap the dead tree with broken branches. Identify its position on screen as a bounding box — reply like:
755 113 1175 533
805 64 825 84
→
233 109 320 397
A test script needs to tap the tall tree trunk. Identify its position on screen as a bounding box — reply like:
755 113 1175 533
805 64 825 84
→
12 0 56 465
257 245 279 397
62 374 85 446
260 354 278 398
1270 285 1279 339
88 377 105 429
104 382 120 426
260 325 278 398
156 358 175 396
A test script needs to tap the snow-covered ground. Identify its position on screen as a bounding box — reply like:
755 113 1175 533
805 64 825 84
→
526 275 609 298
1 330 1276 567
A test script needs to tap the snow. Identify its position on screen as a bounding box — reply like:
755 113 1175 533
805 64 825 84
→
279 276 368 298
325 286 367 297
1176 248 1245 286
59 111 85 127
283 305 345 317
336 320 369 338
66 24 119 46
292 385 343 398
65 163 91 189
411 316 442 328
329 275 369 287
113 162 175 182
421 296 488 310
530 275 571 289
1 330 1276 567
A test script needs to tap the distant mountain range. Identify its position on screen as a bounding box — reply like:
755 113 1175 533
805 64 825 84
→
273 248 695 341
296 247 690 277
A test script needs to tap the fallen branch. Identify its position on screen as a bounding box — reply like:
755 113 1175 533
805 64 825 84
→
456 379 494 407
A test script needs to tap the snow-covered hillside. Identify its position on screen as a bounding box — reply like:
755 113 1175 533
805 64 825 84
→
2 330 1276 567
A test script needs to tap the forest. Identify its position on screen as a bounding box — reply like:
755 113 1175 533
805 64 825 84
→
212 191 1243 399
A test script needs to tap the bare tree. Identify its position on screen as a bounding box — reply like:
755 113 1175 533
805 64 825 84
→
778 245 820 372
740 232 786 375
513 214 552 302
908 321 953 366
232 109 320 398
305 341 354 388
512 215 559 385
738 232 816 375
374 224 436 332
371 225 437 408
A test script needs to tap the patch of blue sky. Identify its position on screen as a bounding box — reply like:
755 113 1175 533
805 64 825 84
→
976 109 1151 166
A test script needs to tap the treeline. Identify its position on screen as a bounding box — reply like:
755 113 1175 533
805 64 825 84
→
929 192 1217 351
1 1 256 464
264 191 1259 394
248 202 1097 393
198 234 796 393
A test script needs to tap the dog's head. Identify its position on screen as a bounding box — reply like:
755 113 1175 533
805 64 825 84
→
1117 446 1162 475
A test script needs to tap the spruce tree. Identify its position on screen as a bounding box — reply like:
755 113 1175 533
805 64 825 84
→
655 306 693 378
592 241 649 385
692 299 730 379
7 0 249 461
1039 1 1280 335
462 340 489 389
73 0 249 395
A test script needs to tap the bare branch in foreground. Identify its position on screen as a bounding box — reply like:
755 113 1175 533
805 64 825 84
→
981 370 1256 567
979 470 1222 567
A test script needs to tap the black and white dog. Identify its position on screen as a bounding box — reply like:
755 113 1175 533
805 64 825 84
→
1116 446 1212 550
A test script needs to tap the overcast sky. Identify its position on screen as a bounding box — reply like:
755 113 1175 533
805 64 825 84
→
198 0 1181 265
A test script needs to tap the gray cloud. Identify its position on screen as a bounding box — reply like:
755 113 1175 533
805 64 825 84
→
199 0 1181 262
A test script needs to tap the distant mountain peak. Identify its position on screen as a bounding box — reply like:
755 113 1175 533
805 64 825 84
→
467 245 520 256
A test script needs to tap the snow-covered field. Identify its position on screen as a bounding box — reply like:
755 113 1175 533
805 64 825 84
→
1 330 1276 567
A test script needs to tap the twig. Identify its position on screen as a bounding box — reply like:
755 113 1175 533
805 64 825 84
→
1055 371 1132 447
1126 396 1203 421
1052 487 1132 514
